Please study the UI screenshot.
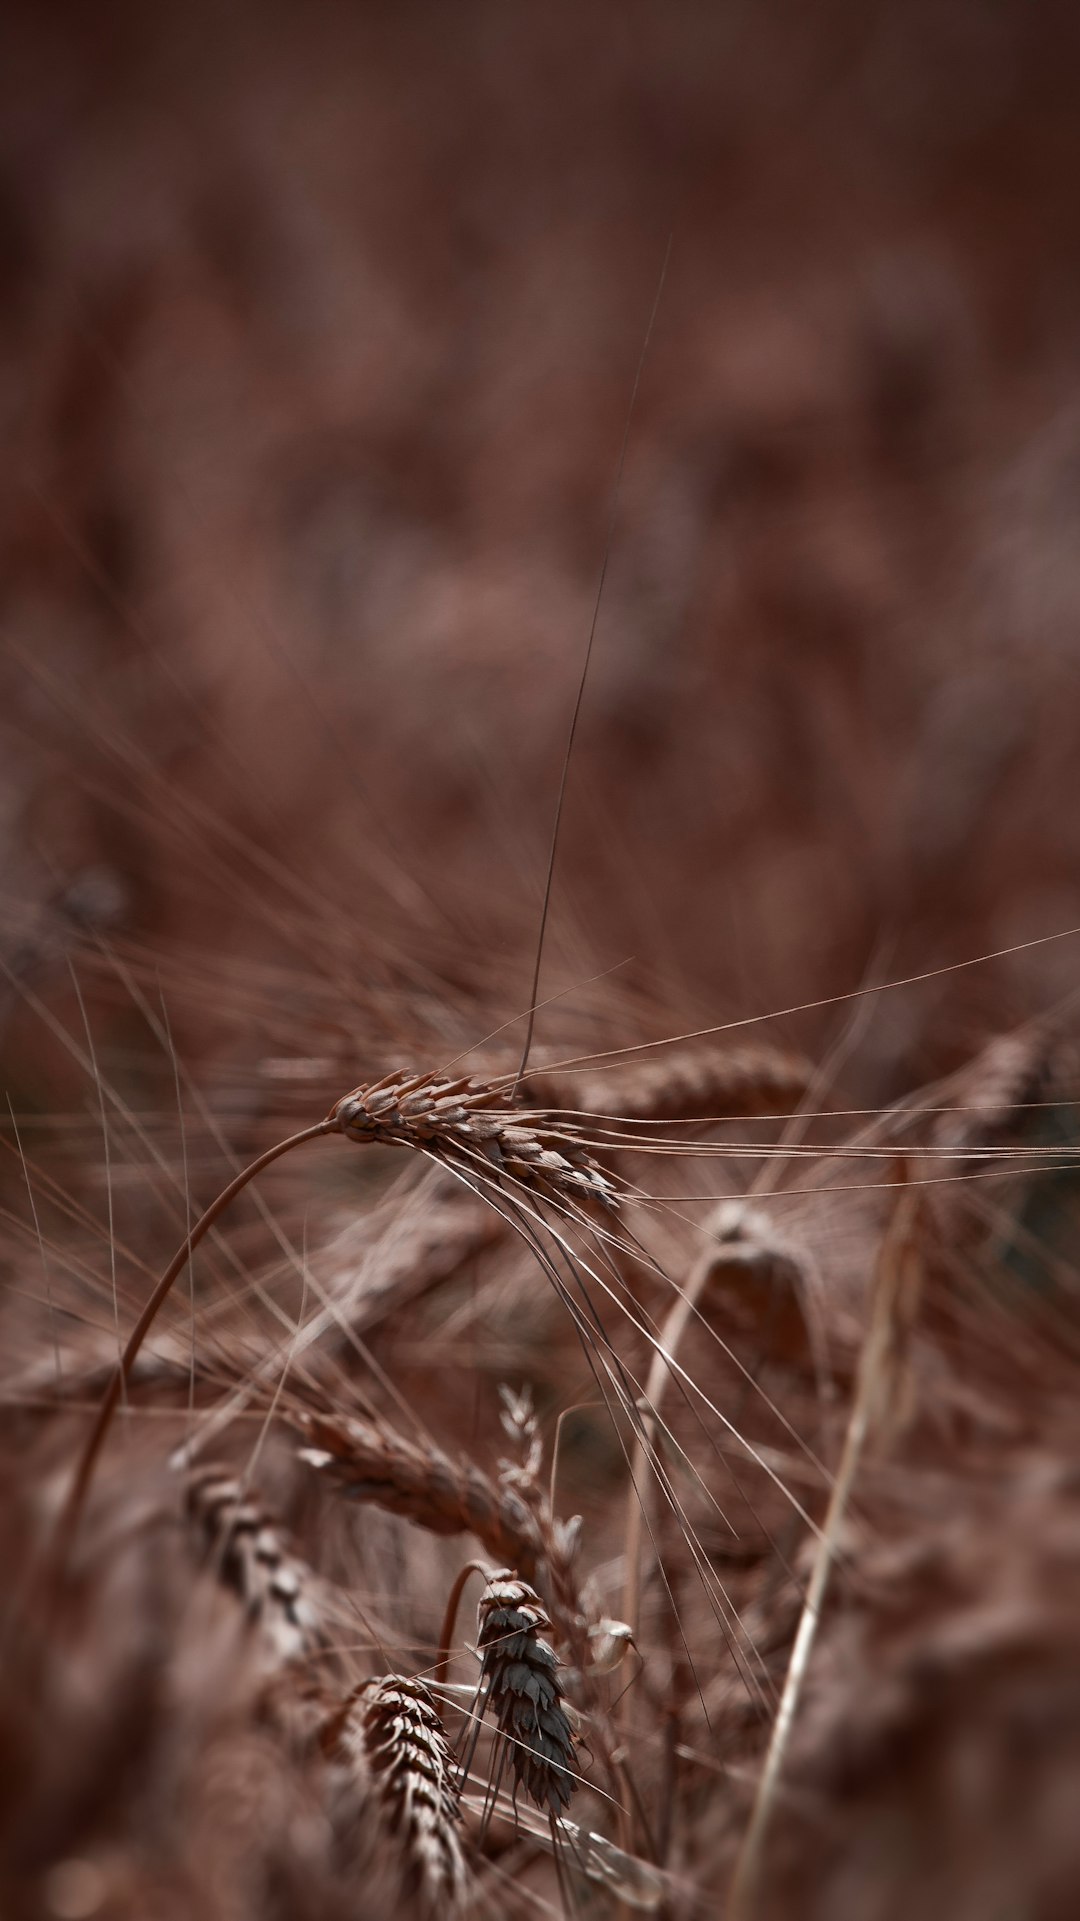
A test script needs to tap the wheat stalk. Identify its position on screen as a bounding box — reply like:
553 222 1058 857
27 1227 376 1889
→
55 1118 334 1555
727 1183 921 1917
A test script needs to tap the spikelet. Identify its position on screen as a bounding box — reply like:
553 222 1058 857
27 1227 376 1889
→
525 1043 813 1124
496 1384 599 1668
186 1467 325 1671
329 1070 618 1207
322 1675 469 1915
295 1407 546 1567
294 1407 593 1656
476 1570 578 1815
497 1382 545 1488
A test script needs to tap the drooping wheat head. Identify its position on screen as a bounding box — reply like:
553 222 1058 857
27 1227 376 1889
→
295 1405 595 1657
330 1070 619 1208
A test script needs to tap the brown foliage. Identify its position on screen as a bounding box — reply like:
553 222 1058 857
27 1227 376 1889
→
4 2 1080 1916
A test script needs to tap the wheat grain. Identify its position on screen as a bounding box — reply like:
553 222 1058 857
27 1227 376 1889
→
475 1570 578 1816
322 1674 470 1915
330 1071 619 1206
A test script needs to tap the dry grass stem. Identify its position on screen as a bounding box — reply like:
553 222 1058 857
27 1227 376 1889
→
727 1185 921 1917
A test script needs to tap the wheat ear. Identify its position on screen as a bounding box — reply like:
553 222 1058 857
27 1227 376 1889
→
524 1042 813 1124
332 1069 619 1205
475 1570 578 1816
931 1022 1052 1157
322 1674 470 1915
296 1407 591 1654
186 1466 328 1672
296 1406 547 1564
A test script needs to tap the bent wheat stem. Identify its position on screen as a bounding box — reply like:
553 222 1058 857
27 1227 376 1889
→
434 1559 489 1687
56 1118 334 1556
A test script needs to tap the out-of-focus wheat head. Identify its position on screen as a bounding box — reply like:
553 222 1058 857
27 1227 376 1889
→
322 1676 471 1917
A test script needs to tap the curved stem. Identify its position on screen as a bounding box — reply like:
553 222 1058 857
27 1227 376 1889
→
434 1558 489 1687
55 1118 335 1557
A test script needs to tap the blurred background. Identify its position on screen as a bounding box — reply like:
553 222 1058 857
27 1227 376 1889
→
4 0 1080 1107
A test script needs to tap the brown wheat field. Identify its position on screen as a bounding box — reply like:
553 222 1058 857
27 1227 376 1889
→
4 3 1080 1916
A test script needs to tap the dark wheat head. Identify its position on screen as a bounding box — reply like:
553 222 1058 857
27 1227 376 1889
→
476 1570 578 1816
